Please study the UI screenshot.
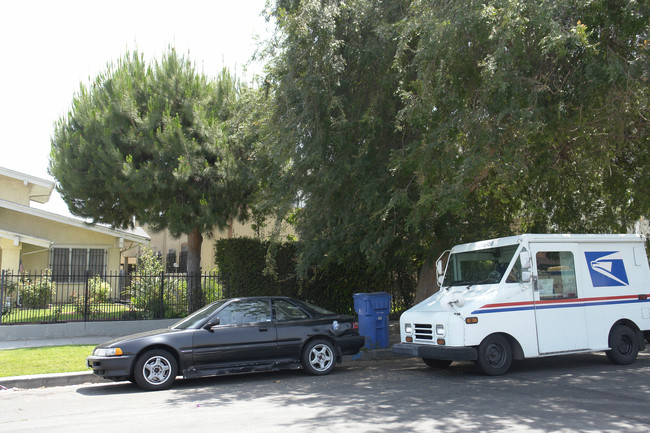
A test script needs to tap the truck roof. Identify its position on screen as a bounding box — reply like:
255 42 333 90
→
450 233 646 253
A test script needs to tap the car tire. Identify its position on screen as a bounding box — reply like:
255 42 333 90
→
422 358 452 369
302 339 336 376
476 334 512 376
133 349 178 391
606 325 638 365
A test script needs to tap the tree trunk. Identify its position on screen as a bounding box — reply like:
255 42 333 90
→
414 259 439 304
187 227 204 313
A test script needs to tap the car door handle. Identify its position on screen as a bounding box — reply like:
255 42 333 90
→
259 328 269 332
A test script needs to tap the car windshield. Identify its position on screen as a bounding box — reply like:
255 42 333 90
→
170 300 228 330
442 244 519 287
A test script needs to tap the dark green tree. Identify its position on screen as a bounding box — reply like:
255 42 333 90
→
50 50 252 312
261 0 648 302
261 0 418 282
393 0 649 298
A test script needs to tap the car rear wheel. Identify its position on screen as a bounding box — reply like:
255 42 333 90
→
133 349 178 391
302 339 336 375
606 325 638 365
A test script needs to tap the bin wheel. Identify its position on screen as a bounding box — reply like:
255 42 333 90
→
422 358 452 369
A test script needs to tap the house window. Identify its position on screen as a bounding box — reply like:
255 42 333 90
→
50 248 107 282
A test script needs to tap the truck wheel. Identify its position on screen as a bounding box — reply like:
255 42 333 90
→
422 358 452 369
606 325 638 365
133 349 178 391
476 334 512 375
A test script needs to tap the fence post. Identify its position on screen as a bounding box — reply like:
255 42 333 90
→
84 270 90 322
0 270 5 324
159 272 165 319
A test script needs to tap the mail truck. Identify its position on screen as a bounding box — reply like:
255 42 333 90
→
393 234 650 374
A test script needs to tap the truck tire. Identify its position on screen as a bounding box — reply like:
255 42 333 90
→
422 358 452 369
476 334 512 375
606 325 638 365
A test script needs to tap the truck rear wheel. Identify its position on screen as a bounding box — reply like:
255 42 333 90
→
606 325 638 365
476 334 512 375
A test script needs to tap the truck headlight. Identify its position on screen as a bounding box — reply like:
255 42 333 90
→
404 323 413 334
93 347 123 357
435 324 445 336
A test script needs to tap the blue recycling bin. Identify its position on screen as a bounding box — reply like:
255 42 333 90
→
353 292 392 349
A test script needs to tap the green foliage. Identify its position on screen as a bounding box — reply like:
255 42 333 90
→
18 271 56 309
259 0 648 304
88 276 111 303
214 238 299 298
127 249 188 319
50 49 255 312
214 238 414 314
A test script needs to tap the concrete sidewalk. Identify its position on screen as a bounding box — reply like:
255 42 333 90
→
0 321 404 390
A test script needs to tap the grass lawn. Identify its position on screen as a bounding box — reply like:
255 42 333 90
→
0 345 95 377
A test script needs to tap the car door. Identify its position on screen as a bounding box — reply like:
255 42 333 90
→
530 243 590 354
192 299 277 370
273 299 314 360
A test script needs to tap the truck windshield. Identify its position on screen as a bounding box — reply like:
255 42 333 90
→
442 244 519 287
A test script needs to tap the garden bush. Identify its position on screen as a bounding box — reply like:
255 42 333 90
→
18 271 56 309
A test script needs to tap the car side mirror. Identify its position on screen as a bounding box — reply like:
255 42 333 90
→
204 317 221 330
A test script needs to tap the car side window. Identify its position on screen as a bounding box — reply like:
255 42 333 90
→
216 300 272 325
274 300 309 321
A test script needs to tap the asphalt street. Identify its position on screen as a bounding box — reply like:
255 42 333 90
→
2 352 650 433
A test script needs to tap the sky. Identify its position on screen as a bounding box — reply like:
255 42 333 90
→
0 0 272 216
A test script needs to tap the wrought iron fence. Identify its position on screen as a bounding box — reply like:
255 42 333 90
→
0 270 228 325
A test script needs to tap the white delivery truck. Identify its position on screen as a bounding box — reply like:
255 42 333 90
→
393 234 650 375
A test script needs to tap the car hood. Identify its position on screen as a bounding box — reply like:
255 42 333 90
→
98 328 180 348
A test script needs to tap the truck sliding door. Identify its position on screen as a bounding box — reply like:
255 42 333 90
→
531 244 590 354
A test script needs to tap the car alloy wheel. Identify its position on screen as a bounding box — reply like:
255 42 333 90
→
134 349 177 391
302 339 336 375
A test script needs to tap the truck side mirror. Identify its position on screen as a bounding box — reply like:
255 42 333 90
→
435 250 450 287
519 251 531 269
521 270 531 283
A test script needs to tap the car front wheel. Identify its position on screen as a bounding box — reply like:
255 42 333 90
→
302 339 336 375
133 349 178 391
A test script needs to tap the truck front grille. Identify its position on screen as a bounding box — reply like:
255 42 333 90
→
414 323 433 340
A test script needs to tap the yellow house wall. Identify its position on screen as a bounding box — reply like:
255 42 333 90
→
1 208 122 272
0 177 31 206
146 219 296 272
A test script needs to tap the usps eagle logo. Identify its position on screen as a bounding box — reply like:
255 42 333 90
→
585 251 629 287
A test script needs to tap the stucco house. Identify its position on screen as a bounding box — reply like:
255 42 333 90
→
0 166 150 279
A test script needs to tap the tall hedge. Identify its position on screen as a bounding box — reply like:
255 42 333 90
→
214 238 415 314
214 238 299 299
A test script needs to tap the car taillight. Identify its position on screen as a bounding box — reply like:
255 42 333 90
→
352 321 358 330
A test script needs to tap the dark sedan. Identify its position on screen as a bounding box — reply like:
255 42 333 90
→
87 296 365 390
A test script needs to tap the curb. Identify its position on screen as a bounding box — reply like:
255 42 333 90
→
1 348 408 390
0 371 111 390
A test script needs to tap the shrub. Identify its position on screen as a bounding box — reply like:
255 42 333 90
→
127 248 189 319
89 276 111 303
18 271 56 309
